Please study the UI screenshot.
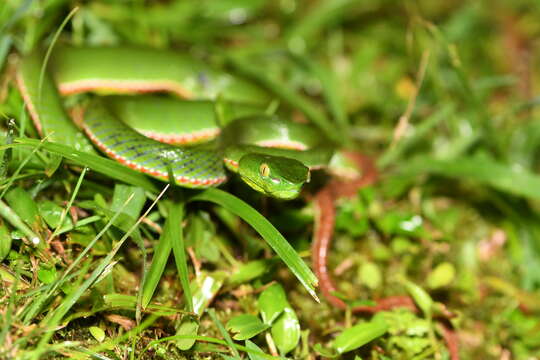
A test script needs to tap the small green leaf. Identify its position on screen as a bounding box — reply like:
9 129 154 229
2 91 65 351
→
229 259 276 285
427 262 456 289
377 212 424 237
258 283 287 325
110 184 146 229
185 212 219 263
89 326 106 342
391 237 417 254
176 317 199 350
0 220 12 261
44 154 62 177
37 266 57 284
226 314 269 340
38 200 72 229
191 272 225 315
313 343 339 358
259 283 300 354
5 187 40 228
404 281 433 317
332 319 388 354
359 261 381 290
271 307 301 355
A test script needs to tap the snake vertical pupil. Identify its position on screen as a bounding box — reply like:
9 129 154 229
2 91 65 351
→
260 163 270 177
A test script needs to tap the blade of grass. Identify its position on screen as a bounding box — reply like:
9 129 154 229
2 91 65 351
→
285 0 358 48
400 154 540 200
422 21 498 153
141 218 173 308
291 55 349 142
189 188 319 301
378 105 453 168
0 35 11 73
168 200 193 312
11 138 158 192
0 136 48 200
0 0 33 34
207 308 241 359
0 199 41 248
0 265 21 347
48 166 87 242
37 6 79 111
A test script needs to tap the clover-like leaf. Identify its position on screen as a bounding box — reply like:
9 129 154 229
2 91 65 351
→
226 314 269 340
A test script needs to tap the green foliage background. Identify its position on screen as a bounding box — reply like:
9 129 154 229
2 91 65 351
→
1 0 540 359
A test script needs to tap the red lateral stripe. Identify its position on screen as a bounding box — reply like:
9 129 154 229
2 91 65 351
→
58 79 193 98
140 128 220 145
83 125 227 187
256 140 307 150
223 158 239 169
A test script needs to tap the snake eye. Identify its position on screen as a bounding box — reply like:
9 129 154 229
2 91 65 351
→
260 163 270 177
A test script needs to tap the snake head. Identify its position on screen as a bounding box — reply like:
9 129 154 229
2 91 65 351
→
238 153 309 200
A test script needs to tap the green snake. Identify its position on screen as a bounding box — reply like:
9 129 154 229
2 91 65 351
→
16 46 334 199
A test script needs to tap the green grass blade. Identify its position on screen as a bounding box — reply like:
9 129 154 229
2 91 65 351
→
0 35 11 73
0 138 46 201
37 6 79 111
189 188 319 301
0 199 41 247
207 308 241 359
332 318 388 354
141 222 172 308
378 105 454 168
0 0 32 34
292 55 349 142
285 0 357 48
168 200 194 312
49 167 87 241
401 154 540 200
12 138 158 192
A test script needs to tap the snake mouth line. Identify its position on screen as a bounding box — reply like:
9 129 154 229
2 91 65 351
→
83 124 227 187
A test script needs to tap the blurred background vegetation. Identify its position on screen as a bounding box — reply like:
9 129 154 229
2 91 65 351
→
1 0 540 359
